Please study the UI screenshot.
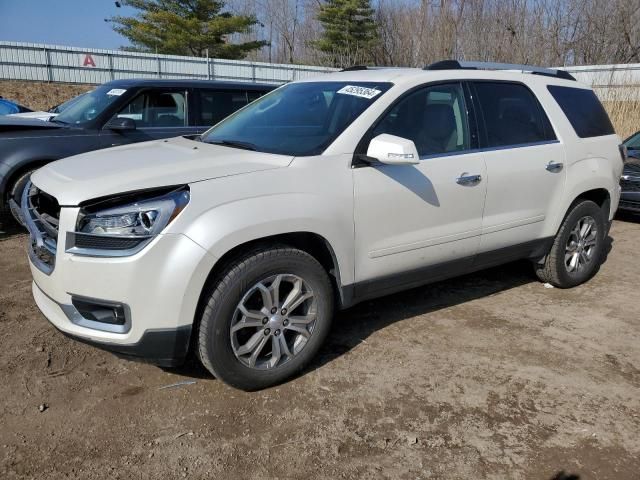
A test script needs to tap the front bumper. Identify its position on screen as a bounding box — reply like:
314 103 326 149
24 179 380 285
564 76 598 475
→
618 176 640 212
23 187 216 366
34 281 191 366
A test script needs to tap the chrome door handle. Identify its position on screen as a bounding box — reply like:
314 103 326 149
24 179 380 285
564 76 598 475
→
546 161 564 172
456 173 482 186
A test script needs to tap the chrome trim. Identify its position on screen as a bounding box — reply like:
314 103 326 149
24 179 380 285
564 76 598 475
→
62 294 132 334
416 140 561 161
21 182 58 275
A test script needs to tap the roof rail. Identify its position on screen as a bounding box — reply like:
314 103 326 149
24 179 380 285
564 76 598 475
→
424 60 576 81
340 65 369 72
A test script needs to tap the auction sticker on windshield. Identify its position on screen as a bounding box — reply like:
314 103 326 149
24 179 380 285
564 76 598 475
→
107 89 127 96
337 85 382 100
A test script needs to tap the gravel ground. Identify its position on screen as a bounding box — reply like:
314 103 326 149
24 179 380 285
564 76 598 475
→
0 215 639 479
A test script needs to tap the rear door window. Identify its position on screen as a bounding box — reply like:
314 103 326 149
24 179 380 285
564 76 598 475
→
473 82 556 147
547 85 614 138
197 90 252 126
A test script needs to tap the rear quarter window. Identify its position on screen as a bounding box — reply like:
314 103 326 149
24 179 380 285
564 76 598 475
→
547 85 614 138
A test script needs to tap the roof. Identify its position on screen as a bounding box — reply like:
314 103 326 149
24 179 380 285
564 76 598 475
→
296 66 586 89
101 78 276 90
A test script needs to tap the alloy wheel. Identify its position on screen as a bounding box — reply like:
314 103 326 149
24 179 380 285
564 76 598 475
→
230 274 317 370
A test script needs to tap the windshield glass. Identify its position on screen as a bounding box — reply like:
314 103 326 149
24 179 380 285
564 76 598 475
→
201 81 393 156
54 86 126 125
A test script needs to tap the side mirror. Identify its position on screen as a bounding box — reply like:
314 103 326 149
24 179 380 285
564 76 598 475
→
366 134 419 165
106 117 136 131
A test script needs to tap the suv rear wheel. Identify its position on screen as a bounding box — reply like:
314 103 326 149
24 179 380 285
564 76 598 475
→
535 199 606 288
197 247 334 391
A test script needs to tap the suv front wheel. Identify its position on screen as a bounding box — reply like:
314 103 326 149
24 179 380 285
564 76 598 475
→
197 247 334 391
535 199 606 288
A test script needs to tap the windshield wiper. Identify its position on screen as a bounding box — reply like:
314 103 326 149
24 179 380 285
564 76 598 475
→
206 139 257 151
49 117 68 125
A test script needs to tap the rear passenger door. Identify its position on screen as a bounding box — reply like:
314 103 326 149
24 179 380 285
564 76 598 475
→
471 81 566 253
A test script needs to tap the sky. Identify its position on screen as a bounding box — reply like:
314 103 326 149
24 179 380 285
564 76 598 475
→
0 0 136 49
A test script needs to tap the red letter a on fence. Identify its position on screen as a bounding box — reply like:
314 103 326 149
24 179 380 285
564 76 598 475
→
83 54 96 67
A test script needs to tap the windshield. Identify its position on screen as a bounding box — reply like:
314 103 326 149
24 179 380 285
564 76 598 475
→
54 86 126 125
201 81 392 156
50 92 89 114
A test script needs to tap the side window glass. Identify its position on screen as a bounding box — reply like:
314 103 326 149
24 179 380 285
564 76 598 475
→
197 90 250 126
247 90 267 103
371 83 470 157
116 90 186 127
473 82 555 147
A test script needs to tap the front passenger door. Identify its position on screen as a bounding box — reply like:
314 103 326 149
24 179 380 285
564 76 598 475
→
101 89 196 147
353 82 487 296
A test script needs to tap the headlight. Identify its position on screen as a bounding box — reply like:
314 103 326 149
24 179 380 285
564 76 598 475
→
67 187 189 256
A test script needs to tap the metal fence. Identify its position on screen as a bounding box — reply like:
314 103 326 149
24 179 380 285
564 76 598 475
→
0 41 336 85
559 64 640 101
1 41 639 101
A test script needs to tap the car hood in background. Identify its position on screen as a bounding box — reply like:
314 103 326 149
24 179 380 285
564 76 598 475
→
31 136 294 206
8 111 57 121
0 116 63 131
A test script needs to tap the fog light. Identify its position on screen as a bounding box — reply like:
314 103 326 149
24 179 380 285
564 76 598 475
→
71 297 126 326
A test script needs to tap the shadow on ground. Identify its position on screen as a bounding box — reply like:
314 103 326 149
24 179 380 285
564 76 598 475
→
168 234 615 382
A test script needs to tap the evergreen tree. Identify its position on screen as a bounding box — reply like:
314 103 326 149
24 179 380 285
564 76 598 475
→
315 0 378 66
111 0 267 59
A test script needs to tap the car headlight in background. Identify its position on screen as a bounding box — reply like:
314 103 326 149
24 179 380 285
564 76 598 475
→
66 187 190 256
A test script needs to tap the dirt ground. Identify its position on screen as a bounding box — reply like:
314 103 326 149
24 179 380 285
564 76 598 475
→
0 81 94 112
0 214 639 480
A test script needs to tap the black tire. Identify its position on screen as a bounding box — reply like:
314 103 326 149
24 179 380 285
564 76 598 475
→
7 169 35 225
535 199 606 288
197 247 334 391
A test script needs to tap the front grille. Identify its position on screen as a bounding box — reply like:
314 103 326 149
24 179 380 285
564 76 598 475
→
620 178 640 192
23 183 60 274
623 163 640 176
619 199 640 212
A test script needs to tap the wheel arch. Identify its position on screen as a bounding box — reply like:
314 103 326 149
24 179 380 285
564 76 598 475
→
192 231 348 334
1 158 55 205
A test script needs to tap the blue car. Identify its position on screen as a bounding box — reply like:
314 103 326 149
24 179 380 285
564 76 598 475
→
619 131 640 212
0 97 32 116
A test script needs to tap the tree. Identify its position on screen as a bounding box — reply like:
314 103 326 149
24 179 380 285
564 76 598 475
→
111 0 268 59
315 0 378 66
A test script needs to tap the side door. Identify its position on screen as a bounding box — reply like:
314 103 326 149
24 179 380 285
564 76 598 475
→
101 88 195 147
353 82 487 296
192 89 255 134
470 81 566 256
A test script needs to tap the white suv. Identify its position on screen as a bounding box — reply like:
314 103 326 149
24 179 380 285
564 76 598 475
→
22 61 624 390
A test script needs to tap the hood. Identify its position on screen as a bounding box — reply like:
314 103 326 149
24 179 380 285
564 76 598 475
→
8 111 56 121
31 136 293 205
0 115 63 131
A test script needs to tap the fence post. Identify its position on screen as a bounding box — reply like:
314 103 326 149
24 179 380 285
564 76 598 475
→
157 52 161 78
211 58 215 80
107 53 114 80
43 46 52 82
252 63 256 82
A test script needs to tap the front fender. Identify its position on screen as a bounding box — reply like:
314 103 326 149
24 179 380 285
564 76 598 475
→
175 189 355 287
